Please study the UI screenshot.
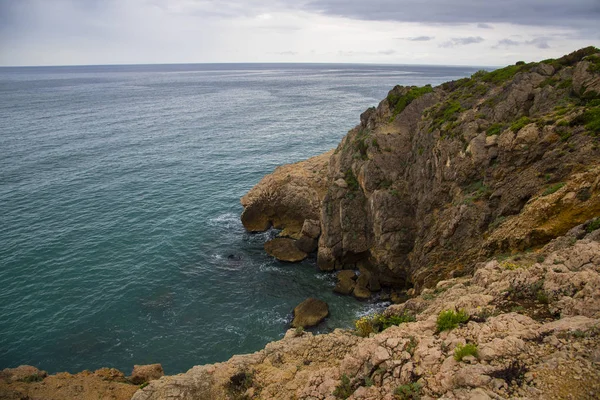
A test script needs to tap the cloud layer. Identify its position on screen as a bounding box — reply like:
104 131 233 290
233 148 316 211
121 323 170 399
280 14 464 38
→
0 0 598 66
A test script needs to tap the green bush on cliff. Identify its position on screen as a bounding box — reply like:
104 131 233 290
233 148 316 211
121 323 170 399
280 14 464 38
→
486 123 506 136
482 64 523 84
333 374 353 399
454 343 478 361
542 182 566 196
387 85 434 120
344 169 359 191
587 218 600 233
355 312 416 337
510 116 531 132
394 382 421 400
436 309 469 332
570 105 600 135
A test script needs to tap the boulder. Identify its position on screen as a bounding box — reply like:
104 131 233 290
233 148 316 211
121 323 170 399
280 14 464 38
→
334 271 356 295
291 298 329 328
264 238 307 262
295 236 318 253
301 219 321 239
130 364 164 385
94 368 127 382
353 285 371 300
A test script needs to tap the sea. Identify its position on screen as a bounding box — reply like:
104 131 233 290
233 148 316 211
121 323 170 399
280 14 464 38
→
0 63 482 374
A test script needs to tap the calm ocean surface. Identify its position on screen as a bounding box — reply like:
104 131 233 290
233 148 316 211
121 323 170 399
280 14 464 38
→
0 63 481 374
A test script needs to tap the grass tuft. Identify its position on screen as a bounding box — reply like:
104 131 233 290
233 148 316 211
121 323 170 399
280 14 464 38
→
454 343 478 361
436 309 469 332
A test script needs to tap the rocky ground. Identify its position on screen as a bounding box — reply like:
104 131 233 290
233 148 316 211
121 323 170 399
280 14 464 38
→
0 364 163 400
131 223 600 399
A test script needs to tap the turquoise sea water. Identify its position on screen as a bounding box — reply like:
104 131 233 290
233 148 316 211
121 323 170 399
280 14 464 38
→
0 63 480 374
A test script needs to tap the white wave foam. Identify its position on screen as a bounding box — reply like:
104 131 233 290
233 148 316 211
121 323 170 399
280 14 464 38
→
207 213 242 229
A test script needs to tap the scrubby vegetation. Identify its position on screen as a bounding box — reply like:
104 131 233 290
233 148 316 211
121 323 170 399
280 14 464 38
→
542 182 566 196
454 343 478 361
394 382 421 400
355 312 416 337
344 169 359 191
388 85 434 120
227 371 254 400
436 310 469 332
333 374 353 399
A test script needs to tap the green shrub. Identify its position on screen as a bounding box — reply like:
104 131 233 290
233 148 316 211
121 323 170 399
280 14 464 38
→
542 182 565 196
570 105 600 135
355 313 415 337
486 123 505 136
454 343 478 361
387 85 434 119
536 290 549 304
227 371 254 399
482 64 524 84
436 309 469 332
510 116 531 132
333 374 353 399
586 218 600 233
344 169 359 191
394 382 421 400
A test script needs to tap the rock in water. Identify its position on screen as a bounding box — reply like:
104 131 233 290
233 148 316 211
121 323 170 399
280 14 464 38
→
334 270 357 295
130 364 164 385
264 238 308 262
291 298 329 328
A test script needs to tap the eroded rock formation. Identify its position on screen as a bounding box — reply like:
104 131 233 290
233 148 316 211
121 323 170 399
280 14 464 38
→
242 47 600 295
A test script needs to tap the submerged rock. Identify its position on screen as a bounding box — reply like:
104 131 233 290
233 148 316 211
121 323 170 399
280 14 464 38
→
264 238 308 262
291 297 329 328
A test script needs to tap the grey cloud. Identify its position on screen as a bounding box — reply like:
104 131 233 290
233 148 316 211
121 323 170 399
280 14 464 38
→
440 36 484 48
269 51 298 55
477 23 493 29
497 39 521 46
301 0 600 29
400 36 435 41
493 37 552 49
378 49 396 55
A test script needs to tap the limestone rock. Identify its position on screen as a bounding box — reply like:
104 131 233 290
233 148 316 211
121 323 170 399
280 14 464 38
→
334 270 356 295
301 219 321 239
130 364 164 385
264 238 308 262
295 236 318 253
291 298 329 328
240 151 332 235
2 365 47 383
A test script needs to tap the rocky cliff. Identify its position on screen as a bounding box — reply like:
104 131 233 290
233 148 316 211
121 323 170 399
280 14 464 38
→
242 47 600 295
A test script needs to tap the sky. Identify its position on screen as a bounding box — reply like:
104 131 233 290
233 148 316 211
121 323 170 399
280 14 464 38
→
0 0 599 66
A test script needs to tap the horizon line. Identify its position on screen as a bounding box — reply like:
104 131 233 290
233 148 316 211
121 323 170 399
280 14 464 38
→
0 61 498 69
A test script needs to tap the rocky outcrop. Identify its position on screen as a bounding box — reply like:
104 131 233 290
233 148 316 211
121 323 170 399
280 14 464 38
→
130 364 164 385
264 238 308 262
240 150 332 237
241 46 600 294
132 226 600 399
0 367 138 400
291 298 330 328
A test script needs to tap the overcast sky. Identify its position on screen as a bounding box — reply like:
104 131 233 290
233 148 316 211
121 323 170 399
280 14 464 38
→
0 0 598 66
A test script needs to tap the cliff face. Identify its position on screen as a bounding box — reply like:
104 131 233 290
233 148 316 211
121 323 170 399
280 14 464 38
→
243 47 600 292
